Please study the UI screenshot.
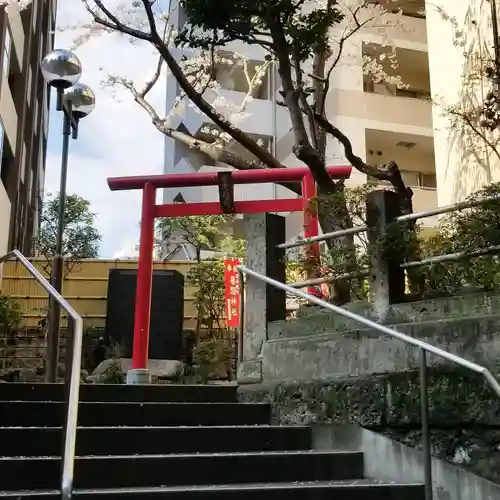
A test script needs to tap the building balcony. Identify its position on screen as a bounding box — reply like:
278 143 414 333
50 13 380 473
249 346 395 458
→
217 89 275 136
363 89 432 130
7 9 25 73
365 129 437 225
0 76 18 153
181 88 275 138
360 44 432 131
365 12 427 47
327 85 433 132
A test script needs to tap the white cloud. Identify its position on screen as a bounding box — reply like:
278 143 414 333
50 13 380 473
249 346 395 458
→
46 1 166 257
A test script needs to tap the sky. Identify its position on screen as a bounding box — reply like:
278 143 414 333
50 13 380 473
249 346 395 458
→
44 1 167 258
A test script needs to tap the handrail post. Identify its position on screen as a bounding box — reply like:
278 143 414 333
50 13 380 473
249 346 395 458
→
60 314 83 500
420 348 433 500
366 190 406 320
237 213 286 384
237 267 245 366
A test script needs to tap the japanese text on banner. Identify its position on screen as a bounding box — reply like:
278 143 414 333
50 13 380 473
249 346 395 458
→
224 259 241 328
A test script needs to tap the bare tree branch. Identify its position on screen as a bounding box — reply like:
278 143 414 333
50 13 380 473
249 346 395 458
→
319 4 378 114
87 2 286 171
109 70 300 193
269 17 336 190
89 0 153 41
121 77 264 170
141 54 164 98
314 112 413 211
154 42 286 170
141 0 158 37
292 47 319 151
448 107 500 163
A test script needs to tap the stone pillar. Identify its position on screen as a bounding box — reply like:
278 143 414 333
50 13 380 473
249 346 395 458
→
238 213 286 383
366 190 406 321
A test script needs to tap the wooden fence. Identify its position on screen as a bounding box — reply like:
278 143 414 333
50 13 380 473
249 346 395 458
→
0 258 198 330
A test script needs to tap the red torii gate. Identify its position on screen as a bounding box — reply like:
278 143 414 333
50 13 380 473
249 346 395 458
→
107 165 352 372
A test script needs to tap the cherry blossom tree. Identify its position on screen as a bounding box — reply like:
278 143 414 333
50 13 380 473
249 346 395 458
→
0 0 413 200
2 0 421 301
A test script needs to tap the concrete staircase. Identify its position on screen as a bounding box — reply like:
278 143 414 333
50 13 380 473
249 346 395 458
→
0 383 424 498
260 292 500 382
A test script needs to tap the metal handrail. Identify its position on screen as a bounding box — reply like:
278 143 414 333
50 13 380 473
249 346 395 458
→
401 245 500 269
277 192 500 249
289 269 369 289
238 264 500 500
0 250 83 500
277 226 368 250
238 265 500 392
396 192 500 223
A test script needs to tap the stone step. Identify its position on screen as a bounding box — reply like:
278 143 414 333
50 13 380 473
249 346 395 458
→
277 292 500 340
0 425 312 456
0 451 364 491
0 383 238 402
262 314 500 381
0 481 425 499
0 401 270 427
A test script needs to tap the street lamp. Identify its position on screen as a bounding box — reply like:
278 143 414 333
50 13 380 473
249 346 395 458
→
41 49 96 382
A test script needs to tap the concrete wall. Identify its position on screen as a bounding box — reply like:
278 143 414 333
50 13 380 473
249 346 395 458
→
313 424 500 500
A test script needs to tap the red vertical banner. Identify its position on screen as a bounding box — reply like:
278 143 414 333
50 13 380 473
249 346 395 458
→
224 258 241 328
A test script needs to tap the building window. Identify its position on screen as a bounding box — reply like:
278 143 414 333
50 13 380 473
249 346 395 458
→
421 173 437 189
2 26 11 80
400 171 420 187
368 170 436 189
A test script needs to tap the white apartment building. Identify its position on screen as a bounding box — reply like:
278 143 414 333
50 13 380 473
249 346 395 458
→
164 0 437 250
0 1 55 258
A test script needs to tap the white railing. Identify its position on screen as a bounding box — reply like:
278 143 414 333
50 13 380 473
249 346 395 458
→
0 250 83 500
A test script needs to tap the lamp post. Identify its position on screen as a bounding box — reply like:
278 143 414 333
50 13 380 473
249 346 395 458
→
41 49 96 382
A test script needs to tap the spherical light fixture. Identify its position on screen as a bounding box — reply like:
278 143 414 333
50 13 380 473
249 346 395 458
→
41 49 82 89
63 83 96 119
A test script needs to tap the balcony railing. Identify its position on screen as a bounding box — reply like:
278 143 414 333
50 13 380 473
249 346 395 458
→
368 172 438 225
363 10 427 45
364 80 430 101
368 170 436 190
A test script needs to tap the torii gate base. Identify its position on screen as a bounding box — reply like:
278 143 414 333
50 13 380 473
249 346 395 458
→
107 165 351 383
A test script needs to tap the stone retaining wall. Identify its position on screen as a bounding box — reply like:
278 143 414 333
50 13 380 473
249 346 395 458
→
238 368 500 483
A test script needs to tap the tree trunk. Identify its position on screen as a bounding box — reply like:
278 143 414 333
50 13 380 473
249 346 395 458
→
384 163 425 299
317 182 357 305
